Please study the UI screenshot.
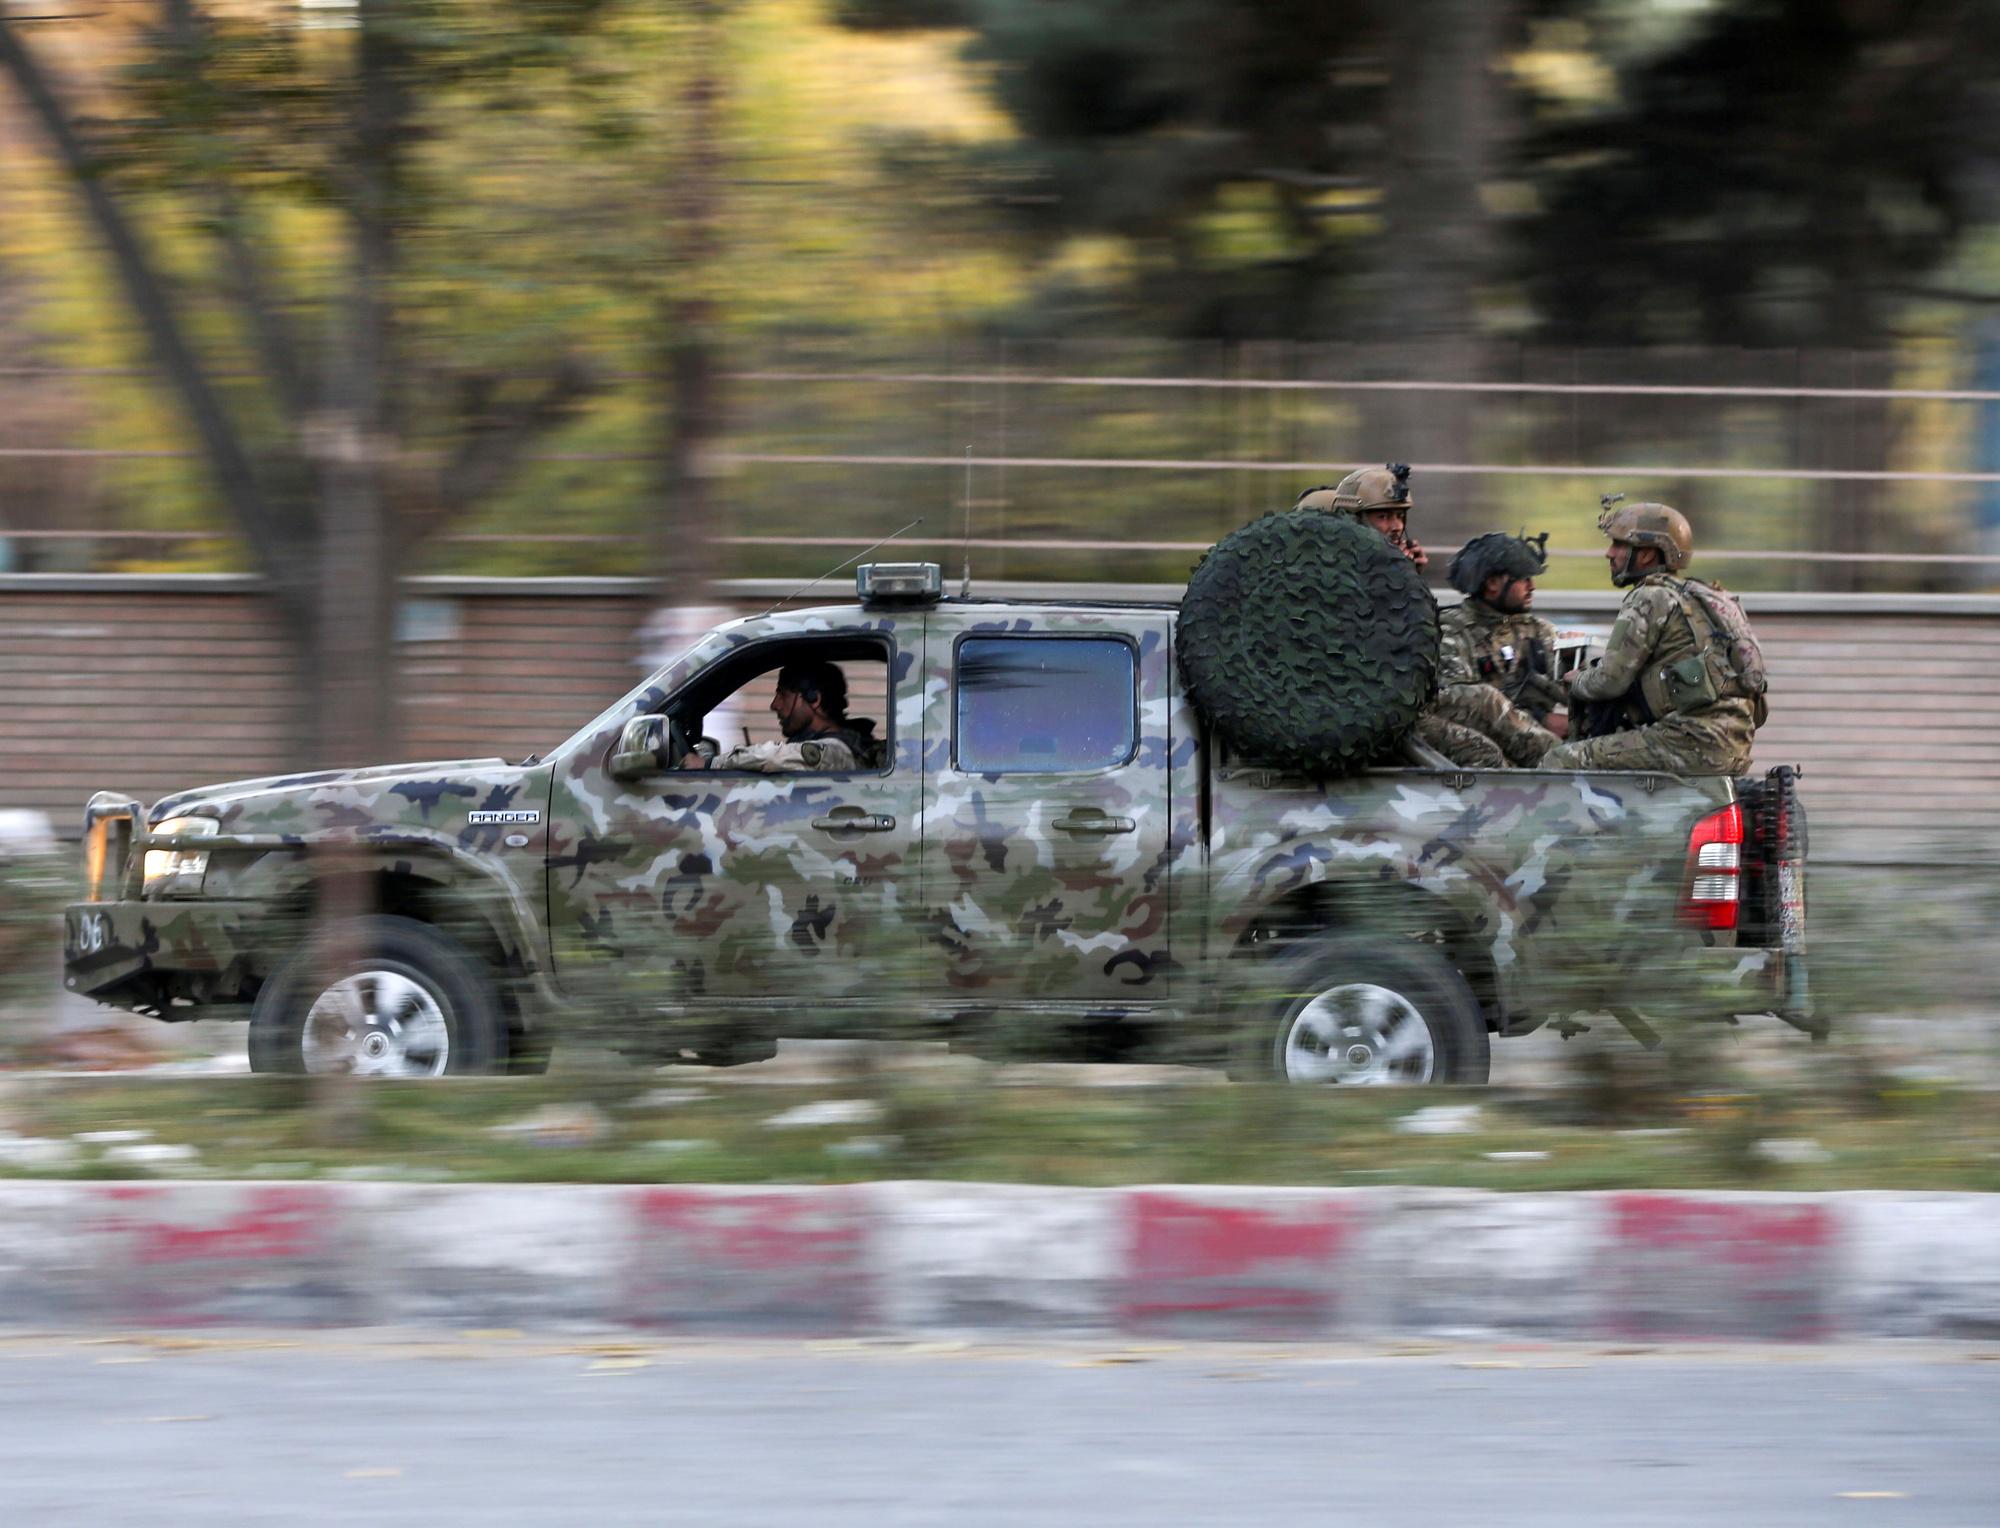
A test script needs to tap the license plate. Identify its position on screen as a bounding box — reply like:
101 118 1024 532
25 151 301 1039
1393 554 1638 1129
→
66 907 114 960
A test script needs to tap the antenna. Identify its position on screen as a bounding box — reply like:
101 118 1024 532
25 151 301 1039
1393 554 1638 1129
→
960 445 974 598
756 515 926 619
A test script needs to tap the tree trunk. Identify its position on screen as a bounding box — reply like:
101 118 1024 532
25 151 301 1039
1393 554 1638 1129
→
305 0 409 1143
641 0 733 684
310 0 405 768
1364 0 1509 560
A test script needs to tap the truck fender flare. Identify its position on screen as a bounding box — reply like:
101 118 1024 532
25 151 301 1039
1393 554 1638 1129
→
1212 845 1539 1023
229 833 549 978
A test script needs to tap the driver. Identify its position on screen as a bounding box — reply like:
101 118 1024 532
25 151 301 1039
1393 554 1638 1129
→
681 658 884 773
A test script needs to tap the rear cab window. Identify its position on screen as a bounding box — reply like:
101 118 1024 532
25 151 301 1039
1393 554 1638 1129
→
954 635 1137 773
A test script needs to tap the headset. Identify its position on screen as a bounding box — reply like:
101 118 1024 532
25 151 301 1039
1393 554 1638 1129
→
778 661 844 716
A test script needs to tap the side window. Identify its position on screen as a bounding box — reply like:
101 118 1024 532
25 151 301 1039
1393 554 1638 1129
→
677 642 892 774
955 636 1136 774
709 656 889 759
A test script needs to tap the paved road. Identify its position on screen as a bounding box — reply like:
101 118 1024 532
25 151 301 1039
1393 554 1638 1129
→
0 1337 1992 1525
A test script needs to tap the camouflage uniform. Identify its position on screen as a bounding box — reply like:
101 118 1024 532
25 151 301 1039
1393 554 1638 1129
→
1407 712 1501 769
1439 600 1567 723
1299 469 1544 770
708 722 883 773
1430 597 1561 769
1426 681 1554 768
1539 498 1767 776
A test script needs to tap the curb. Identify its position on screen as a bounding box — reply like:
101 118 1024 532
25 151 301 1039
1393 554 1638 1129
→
0 1181 1993 1340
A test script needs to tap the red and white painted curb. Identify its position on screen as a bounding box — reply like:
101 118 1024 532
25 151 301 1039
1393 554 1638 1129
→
0 1182 1992 1339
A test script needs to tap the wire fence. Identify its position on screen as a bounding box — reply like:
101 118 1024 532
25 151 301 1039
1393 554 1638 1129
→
4 339 1999 590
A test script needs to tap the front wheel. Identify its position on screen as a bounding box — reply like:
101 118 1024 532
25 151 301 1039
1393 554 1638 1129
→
1242 936 1490 1086
248 916 505 1077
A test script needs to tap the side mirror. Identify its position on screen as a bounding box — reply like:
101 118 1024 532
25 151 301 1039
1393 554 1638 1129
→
609 715 673 782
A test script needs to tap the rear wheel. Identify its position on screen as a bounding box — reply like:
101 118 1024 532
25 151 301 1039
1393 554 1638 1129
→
1240 936 1489 1086
248 916 505 1077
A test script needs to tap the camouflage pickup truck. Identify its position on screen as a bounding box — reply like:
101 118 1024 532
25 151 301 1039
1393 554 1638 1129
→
63 561 1811 1082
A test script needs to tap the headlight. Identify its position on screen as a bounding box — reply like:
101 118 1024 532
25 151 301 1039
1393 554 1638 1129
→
143 816 219 897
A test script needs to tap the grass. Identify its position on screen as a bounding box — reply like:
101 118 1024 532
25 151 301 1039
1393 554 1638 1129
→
1 1070 1994 1192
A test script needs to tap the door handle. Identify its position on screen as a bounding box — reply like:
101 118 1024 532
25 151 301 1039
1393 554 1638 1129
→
812 808 896 833
1053 809 1136 835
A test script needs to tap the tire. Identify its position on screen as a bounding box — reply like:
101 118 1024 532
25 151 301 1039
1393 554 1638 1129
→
247 915 506 1077
1237 936 1489 1086
1178 509 1440 775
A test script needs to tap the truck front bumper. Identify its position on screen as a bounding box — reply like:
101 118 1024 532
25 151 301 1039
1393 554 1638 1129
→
63 900 263 1013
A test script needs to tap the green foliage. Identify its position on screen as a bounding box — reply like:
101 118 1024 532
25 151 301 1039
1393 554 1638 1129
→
1803 865 2000 1021
829 0 1390 339
3 0 1032 574
0 851 69 1060
1512 0 2000 348
830 0 972 28
8 0 1997 584
5 1072 1996 1190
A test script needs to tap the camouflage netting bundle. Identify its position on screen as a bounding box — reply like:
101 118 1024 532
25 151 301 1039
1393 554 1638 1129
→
1178 509 1441 775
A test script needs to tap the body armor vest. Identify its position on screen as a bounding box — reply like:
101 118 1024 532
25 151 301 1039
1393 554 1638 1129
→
1635 576 1768 728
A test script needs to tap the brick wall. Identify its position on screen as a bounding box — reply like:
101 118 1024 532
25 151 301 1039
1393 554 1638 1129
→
0 579 647 831
5 576 1996 861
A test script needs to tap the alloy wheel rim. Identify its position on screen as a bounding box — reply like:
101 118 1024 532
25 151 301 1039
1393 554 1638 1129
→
300 969 450 1077
1282 981 1435 1085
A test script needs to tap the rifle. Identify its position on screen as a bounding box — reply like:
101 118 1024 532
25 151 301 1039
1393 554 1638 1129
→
1571 680 1653 742
1509 639 1569 721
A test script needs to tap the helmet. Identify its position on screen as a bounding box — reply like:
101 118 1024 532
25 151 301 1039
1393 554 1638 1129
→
1296 463 1414 521
1598 497 1691 586
1449 531 1549 598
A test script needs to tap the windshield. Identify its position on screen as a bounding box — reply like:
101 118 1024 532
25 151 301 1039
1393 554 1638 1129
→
549 625 741 763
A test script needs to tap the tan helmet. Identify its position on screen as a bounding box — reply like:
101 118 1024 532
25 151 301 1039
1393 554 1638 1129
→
1598 495 1691 586
1297 464 1414 521
1336 463 1413 517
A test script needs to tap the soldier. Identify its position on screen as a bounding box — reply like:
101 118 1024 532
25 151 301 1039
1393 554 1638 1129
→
1539 498 1769 776
681 658 884 773
1299 468 1548 768
1296 466 1428 572
1443 531 1570 736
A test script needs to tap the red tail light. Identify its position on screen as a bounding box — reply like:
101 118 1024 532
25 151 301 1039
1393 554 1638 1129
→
1682 802 1743 931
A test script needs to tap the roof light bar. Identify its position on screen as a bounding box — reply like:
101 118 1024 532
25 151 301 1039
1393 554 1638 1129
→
857 562 944 606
